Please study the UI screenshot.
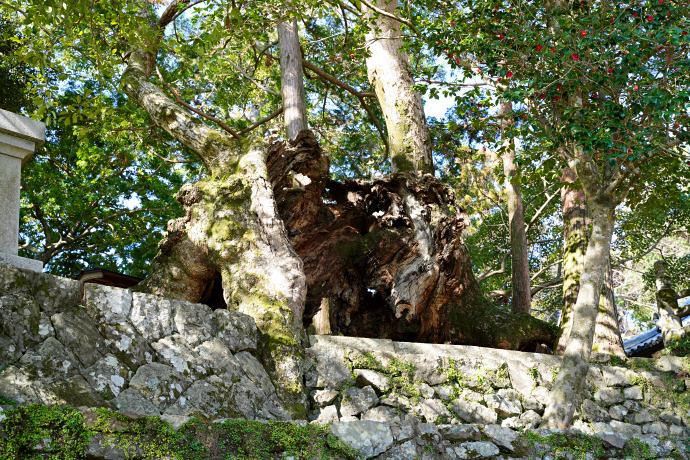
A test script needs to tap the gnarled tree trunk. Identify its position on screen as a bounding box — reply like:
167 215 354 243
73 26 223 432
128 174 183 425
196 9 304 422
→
122 9 308 418
267 131 557 349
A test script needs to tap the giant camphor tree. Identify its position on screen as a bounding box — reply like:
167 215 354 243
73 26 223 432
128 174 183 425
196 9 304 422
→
5 0 559 419
421 0 690 427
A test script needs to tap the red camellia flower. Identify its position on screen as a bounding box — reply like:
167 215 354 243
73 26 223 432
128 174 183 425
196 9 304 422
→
536 44 543 51
506 71 514 78
647 15 654 21
633 12 638 17
499 34 505 39
554 96 560 101
557 83 562 89
572 53 579 60
633 84 639 90
683 31 689 35
350 54 354 59
608 68 613 73
581 30 587 37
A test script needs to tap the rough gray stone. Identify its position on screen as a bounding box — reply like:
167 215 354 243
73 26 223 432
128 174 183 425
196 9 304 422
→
610 420 642 436
233 351 275 398
450 399 497 424
163 375 234 418
84 283 132 325
434 385 454 401
521 394 543 413
51 310 107 368
580 399 611 422
417 422 441 444
224 375 272 420
309 405 339 424
340 386 379 417
311 388 339 407
128 362 191 410
259 393 292 421
354 369 391 393
0 365 40 404
418 382 435 399
660 411 681 426
601 366 632 387
172 300 215 347
452 441 500 459
643 422 667 435
391 415 417 441
82 354 131 398
113 388 161 416
413 398 452 424
593 387 624 405
0 334 19 369
594 431 627 449
0 264 37 296
86 432 139 460
152 334 209 379
160 414 192 429
32 272 82 315
130 292 175 342
0 293 43 355
215 309 258 352
19 336 80 380
609 404 628 421
670 424 688 436
376 439 417 460
194 337 242 380
506 360 538 396
631 409 655 424
41 374 109 407
515 410 542 429
330 420 394 459
439 424 480 442
98 322 155 370
406 354 446 385
623 386 644 400
361 406 402 424
380 393 411 410
483 424 519 452
484 393 521 417
304 345 353 389
624 399 643 412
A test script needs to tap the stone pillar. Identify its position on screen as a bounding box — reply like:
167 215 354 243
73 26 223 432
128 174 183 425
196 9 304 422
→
654 260 685 346
0 108 45 272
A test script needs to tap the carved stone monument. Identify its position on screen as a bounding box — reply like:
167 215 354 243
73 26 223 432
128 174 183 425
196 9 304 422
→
0 108 45 272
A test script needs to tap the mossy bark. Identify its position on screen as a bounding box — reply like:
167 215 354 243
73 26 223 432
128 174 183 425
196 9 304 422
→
122 18 308 418
363 0 433 174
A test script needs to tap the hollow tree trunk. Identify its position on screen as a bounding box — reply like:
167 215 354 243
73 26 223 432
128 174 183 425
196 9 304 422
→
541 174 616 428
363 0 433 174
500 101 530 314
267 132 558 349
122 14 307 418
278 18 308 140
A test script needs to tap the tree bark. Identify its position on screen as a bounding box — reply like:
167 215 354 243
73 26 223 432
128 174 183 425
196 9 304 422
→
541 165 617 429
279 18 308 140
556 168 587 354
557 168 624 357
267 132 558 349
592 262 626 357
500 101 530 314
654 260 685 346
363 0 433 174
121 9 308 418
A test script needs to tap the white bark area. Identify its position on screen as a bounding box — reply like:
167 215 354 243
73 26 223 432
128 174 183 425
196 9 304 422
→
279 18 308 140
363 0 433 173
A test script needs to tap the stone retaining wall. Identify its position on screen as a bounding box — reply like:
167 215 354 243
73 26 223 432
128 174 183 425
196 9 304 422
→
0 263 287 424
305 335 690 444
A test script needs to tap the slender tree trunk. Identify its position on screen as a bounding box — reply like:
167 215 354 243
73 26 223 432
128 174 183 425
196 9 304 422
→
500 101 530 314
122 10 308 418
363 0 433 174
557 168 587 354
592 263 626 357
654 260 685 346
541 176 617 428
278 18 308 140
557 168 624 357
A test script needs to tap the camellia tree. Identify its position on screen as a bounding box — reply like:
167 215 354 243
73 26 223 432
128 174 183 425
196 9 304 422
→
419 0 690 427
